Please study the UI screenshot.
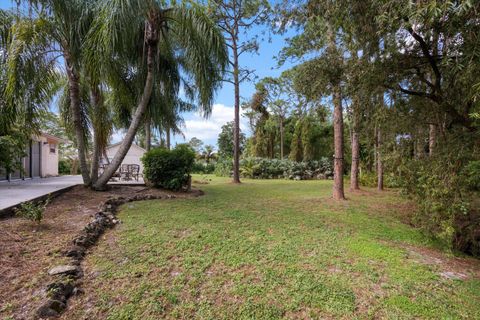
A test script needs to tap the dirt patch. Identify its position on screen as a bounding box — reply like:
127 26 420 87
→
0 185 201 320
404 244 480 280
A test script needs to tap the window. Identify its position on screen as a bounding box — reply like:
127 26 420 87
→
49 143 56 154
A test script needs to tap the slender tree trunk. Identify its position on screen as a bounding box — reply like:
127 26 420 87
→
376 127 383 190
328 25 345 200
280 116 284 159
374 124 377 169
332 85 345 200
232 42 241 183
89 84 103 185
65 53 91 186
93 39 156 190
145 115 151 152
350 125 360 190
166 127 171 150
415 126 424 159
429 124 436 156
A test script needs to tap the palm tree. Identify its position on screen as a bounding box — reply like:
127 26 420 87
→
87 0 228 190
202 145 216 164
7 0 98 185
1 8 59 176
2 8 58 137
8 1 227 190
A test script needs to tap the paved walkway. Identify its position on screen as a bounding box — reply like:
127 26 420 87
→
0 175 83 211
0 175 146 213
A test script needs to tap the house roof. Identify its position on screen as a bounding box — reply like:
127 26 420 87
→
40 132 68 143
106 142 147 152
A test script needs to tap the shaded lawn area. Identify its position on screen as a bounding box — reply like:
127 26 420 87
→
63 176 480 319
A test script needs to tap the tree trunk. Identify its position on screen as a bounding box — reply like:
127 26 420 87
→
415 126 424 159
65 53 91 186
280 116 284 159
145 115 151 151
429 124 436 156
93 40 156 190
232 41 241 184
328 24 345 200
350 95 360 190
103 149 110 164
166 126 171 150
89 84 103 185
332 85 345 200
350 128 360 191
376 127 383 191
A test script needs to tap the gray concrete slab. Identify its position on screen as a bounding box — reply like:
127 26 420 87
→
0 175 146 215
0 175 83 211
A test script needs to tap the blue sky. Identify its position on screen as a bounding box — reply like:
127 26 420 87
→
0 0 297 148
178 24 295 147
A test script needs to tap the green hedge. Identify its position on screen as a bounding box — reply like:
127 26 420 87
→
142 144 195 191
215 157 333 180
192 161 215 174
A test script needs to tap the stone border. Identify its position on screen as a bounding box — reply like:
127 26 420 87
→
35 193 179 318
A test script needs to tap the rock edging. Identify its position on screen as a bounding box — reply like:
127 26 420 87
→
36 193 175 319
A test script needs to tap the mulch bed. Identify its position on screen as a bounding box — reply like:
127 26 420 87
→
0 185 201 320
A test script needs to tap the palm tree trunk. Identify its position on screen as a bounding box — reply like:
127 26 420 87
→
65 53 91 186
93 41 156 190
89 84 103 184
145 115 151 151
232 42 241 183
166 127 171 150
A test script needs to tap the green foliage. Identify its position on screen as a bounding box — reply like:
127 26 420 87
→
58 159 71 175
15 197 50 224
217 121 246 158
358 171 399 189
192 161 215 174
397 159 461 245
463 161 480 191
0 130 28 176
214 157 233 177
142 144 195 191
216 157 333 180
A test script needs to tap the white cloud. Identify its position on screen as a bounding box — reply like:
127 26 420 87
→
109 104 249 147
178 103 249 145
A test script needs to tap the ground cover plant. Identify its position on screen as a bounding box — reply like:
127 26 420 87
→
62 176 480 319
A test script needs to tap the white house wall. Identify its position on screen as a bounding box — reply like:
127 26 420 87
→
106 144 145 173
40 136 59 177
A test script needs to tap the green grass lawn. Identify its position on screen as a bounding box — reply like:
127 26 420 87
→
73 176 480 319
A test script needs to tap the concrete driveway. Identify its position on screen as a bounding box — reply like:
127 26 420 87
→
0 175 83 211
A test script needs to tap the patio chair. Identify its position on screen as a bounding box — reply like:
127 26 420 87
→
129 164 140 181
120 164 131 181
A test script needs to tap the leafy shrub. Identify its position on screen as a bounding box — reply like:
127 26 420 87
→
58 159 71 175
214 157 233 177
192 161 215 174
142 144 195 191
15 197 50 224
0 132 28 175
359 171 399 188
463 160 480 191
215 157 333 180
